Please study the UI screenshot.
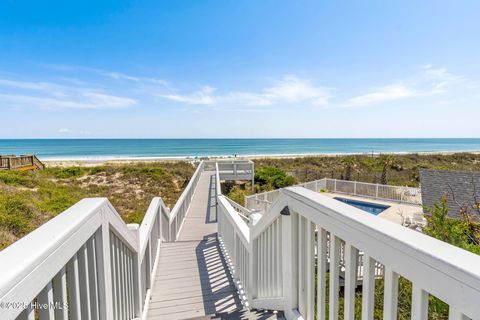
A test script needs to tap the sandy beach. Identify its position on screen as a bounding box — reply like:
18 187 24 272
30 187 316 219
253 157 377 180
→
42 150 480 167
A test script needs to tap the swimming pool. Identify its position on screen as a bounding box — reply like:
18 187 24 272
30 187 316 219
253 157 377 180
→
334 197 390 215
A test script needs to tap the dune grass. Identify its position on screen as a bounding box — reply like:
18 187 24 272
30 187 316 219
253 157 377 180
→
0 162 195 249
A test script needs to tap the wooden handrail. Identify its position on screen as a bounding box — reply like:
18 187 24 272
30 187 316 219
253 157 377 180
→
0 155 44 170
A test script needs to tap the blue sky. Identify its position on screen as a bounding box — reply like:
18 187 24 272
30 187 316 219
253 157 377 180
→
0 0 479 138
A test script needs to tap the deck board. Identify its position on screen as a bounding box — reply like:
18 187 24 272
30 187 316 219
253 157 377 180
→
147 171 243 320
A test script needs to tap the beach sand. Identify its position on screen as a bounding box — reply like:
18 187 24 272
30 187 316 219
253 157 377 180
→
42 150 480 167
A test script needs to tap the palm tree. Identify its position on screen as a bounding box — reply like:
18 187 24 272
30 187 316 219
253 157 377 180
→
342 156 357 181
379 154 395 185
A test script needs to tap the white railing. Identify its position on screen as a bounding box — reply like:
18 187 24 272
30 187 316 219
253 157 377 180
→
166 161 204 241
245 178 421 213
0 161 205 320
245 178 327 213
216 160 255 184
216 161 253 223
0 198 142 320
217 195 251 306
219 186 480 319
324 178 421 205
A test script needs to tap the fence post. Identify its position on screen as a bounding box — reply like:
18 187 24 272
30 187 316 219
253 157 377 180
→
281 206 297 318
375 184 379 198
354 181 357 195
334 179 337 192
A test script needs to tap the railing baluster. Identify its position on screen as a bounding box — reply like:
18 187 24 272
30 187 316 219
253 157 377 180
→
120 241 127 320
96 224 113 320
66 253 82 320
86 237 99 319
306 221 315 320
110 233 118 320
329 234 340 320
411 284 428 320
37 281 55 320
115 236 122 319
383 267 399 319
298 215 306 316
344 243 358 320
52 267 68 320
124 246 130 320
268 224 273 297
78 244 92 320
361 255 375 320
262 232 267 297
276 218 282 297
129 251 135 318
259 234 263 297
270 222 275 297
317 227 327 320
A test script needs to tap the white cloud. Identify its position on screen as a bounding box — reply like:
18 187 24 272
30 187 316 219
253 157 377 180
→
345 84 415 107
161 86 218 105
100 71 140 82
160 75 332 108
0 92 136 110
345 65 462 107
0 76 137 110
58 128 70 133
82 92 137 108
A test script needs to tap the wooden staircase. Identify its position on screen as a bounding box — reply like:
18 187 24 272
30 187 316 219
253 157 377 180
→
0 154 45 171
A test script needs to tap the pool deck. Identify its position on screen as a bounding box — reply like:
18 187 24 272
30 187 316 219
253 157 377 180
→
322 192 423 225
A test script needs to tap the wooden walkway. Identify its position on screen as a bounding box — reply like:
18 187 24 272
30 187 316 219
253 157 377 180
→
147 171 237 319
147 171 282 320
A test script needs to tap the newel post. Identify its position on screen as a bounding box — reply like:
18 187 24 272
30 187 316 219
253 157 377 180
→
281 205 298 319
248 212 262 305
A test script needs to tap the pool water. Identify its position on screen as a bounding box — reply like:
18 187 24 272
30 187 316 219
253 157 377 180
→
334 197 390 215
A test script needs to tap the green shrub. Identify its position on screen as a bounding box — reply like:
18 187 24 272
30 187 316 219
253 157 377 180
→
45 167 87 179
121 165 167 181
89 166 107 175
255 166 296 189
227 184 251 206
424 197 480 254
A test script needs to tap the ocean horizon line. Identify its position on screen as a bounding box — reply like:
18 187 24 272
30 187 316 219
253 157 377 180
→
2 137 480 140
2 138 480 160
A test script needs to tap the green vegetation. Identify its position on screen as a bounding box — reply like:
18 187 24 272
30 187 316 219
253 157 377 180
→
254 166 296 189
0 162 195 249
253 153 480 187
227 153 480 206
424 196 480 254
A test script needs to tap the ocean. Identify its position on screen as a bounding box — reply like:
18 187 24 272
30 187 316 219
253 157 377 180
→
0 139 479 160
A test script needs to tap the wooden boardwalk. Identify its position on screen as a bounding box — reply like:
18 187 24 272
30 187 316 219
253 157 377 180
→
147 171 238 319
147 171 282 320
